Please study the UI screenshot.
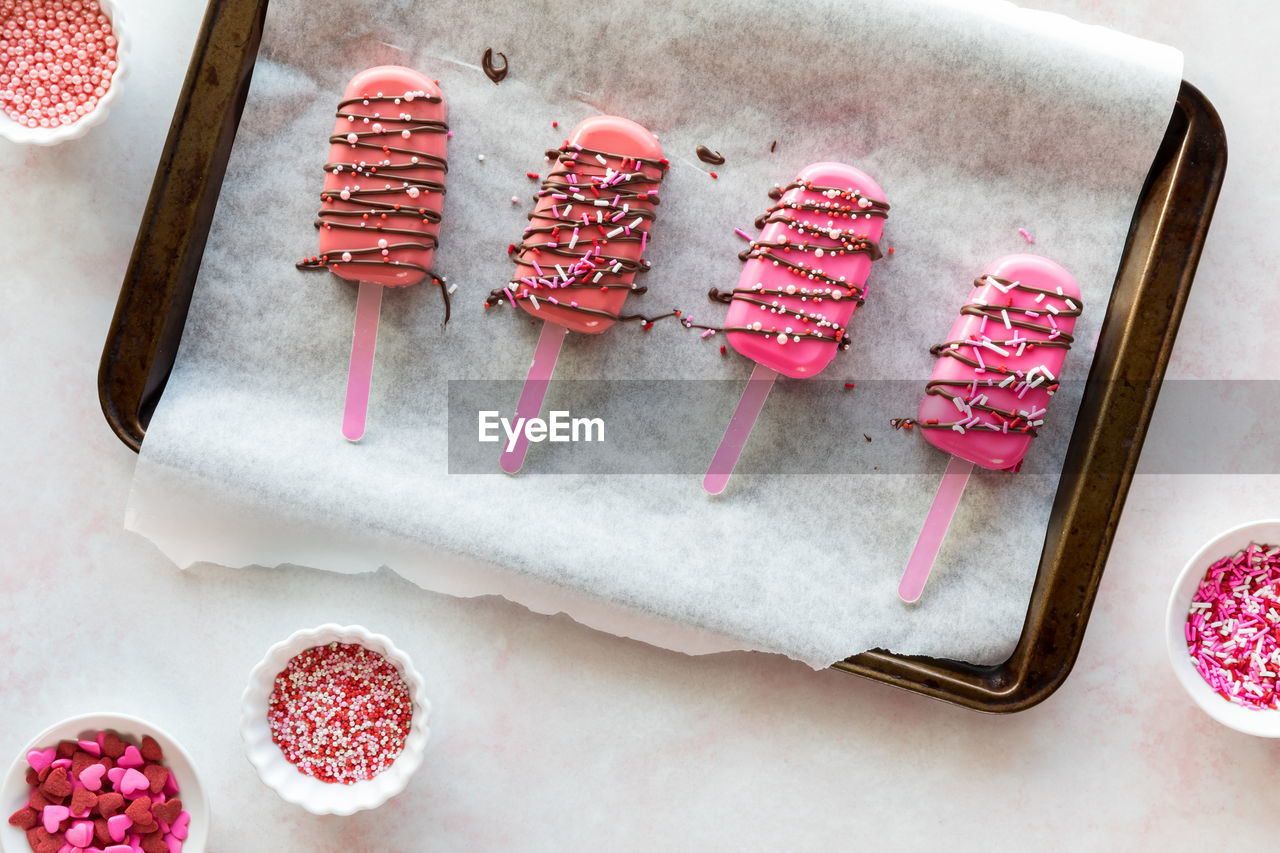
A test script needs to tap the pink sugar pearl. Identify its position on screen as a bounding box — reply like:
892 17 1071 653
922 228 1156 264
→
0 0 117 128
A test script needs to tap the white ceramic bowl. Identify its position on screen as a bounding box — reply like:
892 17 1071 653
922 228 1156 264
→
1 712 210 852
240 624 430 815
0 0 131 146
1166 519 1280 737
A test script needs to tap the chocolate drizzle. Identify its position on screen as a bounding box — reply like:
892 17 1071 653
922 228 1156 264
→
892 275 1083 439
297 89 452 320
682 179 889 349
696 145 725 165
485 141 671 325
482 49 508 84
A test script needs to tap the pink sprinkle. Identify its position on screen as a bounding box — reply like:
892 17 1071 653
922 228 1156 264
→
1018 228 1035 244
1185 542 1280 710
700 329 715 339
0 0 120 128
734 228 753 241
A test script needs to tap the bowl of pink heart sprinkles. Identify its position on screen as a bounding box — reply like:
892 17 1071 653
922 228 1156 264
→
1167 520 1280 737
2 712 209 853
240 624 431 815
0 0 130 145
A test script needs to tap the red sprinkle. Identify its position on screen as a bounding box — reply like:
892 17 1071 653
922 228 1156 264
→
1186 542 1280 711
709 171 718 179
267 642 413 784
719 345 727 355
526 172 540 179
0 0 120 129
844 382 856 390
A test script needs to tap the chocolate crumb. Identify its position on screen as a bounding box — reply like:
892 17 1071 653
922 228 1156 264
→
482 48 508 84
769 140 777 153
696 145 725 166
864 434 871 443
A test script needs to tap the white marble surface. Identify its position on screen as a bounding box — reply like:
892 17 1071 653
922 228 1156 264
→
2 0 1278 850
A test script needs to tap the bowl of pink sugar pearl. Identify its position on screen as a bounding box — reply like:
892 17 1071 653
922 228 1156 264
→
1166 519 1280 737
0 0 129 145
240 624 431 815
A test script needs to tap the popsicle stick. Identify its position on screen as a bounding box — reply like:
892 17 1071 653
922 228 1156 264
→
501 321 569 474
899 455 974 602
342 280 384 442
704 363 779 495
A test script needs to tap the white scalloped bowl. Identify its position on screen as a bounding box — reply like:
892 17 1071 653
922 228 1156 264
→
240 624 430 815
1166 519 1280 737
0 0 131 146
1 712 210 852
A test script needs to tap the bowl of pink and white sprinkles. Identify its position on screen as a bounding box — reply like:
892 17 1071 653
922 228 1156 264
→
240 624 430 815
0 0 129 145
1167 520 1280 737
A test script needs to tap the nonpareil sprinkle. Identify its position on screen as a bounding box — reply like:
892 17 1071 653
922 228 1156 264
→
267 642 413 784
1185 542 1280 711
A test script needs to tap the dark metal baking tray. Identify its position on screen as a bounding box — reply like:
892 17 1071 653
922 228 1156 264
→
98 0 1226 711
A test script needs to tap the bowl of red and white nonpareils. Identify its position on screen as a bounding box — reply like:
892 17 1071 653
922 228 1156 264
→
239 624 431 815
1167 520 1280 737
0 0 130 146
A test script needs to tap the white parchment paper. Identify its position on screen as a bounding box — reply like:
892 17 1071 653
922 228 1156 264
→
127 0 1182 667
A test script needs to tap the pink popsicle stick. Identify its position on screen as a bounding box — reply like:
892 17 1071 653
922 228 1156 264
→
899 455 974 602
342 280 383 442
704 363 778 495
501 321 569 474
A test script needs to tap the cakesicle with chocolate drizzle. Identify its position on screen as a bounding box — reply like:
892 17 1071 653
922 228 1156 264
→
491 115 669 474
696 162 889 494
895 254 1082 602
297 66 449 441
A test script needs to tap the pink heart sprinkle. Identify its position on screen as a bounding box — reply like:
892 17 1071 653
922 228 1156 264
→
106 766 126 787
78 739 102 758
66 820 94 847
103 847 132 853
107 813 132 843
42 803 70 833
116 746 144 769
27 747 56 773
170 811 190 841
79 763 107 791
51 758 73 770
56 844 72 853
119 768 149 798
165 836 181 853
161 772 180 797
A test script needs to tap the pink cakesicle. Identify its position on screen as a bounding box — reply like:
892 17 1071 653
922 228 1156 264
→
496 115 669 474
703 162 889 494
898 254 1082 602
296 66 449 441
